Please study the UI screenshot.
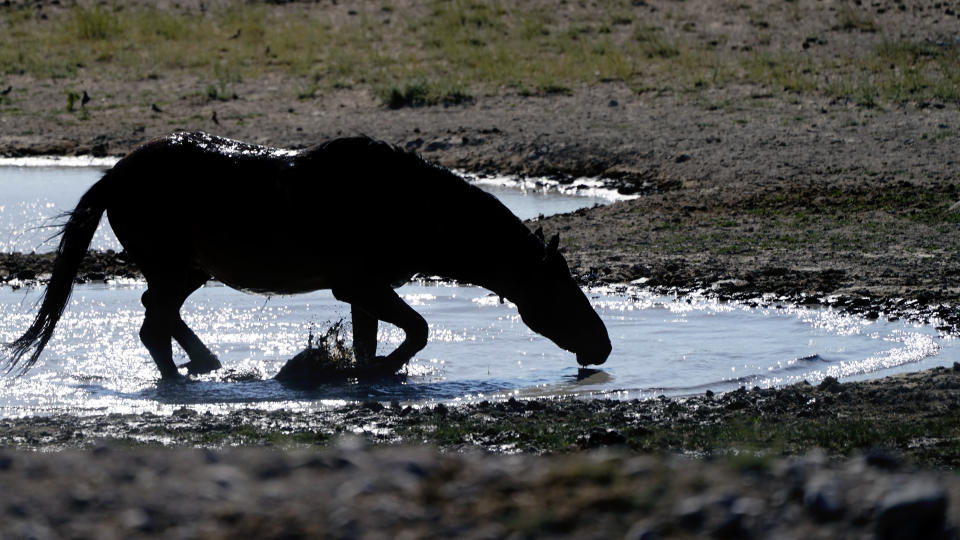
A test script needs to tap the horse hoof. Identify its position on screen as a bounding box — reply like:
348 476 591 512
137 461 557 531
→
348 356 406 379
375 355 408 374
180 359 222 375
158 372 189 384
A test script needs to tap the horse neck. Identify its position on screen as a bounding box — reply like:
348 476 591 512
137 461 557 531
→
423 212 541 300
402 163 543 296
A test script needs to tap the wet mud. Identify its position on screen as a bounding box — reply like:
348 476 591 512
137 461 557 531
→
4 365 960 463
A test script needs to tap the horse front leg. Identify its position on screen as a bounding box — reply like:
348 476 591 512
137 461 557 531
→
333 283 428 374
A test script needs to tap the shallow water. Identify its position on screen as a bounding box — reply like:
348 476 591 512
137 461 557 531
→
0 282 956 417
0 166 624 253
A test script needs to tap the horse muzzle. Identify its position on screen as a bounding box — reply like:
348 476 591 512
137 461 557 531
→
576 339 612 366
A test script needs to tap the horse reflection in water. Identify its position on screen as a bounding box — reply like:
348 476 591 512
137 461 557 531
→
4 132 611 380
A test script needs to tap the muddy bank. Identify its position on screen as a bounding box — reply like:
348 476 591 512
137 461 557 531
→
4 365 960 466
0 251 135 284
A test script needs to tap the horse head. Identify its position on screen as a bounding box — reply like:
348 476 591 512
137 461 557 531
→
511 229 612 366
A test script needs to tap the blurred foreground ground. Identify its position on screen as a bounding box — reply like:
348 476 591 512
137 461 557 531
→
0 439 957 539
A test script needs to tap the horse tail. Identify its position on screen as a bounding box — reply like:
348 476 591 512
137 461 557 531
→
4 169 114 374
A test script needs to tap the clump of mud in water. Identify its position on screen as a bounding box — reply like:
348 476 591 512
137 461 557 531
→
274 321 403 386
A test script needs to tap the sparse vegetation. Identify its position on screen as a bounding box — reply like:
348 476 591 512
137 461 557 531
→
1 0 956 107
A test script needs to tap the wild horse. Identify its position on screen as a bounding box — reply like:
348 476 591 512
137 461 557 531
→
5 132 611 379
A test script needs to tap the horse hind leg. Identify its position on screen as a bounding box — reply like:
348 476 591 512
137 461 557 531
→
140 269 221 379
165 267 221 375
139 288 181 379
172 317 221 375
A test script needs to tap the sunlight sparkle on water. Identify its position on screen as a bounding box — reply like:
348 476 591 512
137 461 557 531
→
1 282 958 417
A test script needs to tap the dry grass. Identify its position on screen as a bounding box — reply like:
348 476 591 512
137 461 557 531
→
1 0 957 106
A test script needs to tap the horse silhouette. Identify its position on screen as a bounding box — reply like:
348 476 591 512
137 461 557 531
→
4 132 611 380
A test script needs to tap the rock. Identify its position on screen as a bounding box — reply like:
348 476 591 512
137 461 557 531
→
875 480 948 540
524 400 546 411
424 140 451 152
711 279 748 292
122 507 154 532
91 441 112 457
817 376 843 393
712 511 745 539
864 449 901 471
173 407 198 418
256 458 293 479
731 496 765 518
709 495 765 537
361 401 384 412
804 474 845 521
673 496 707 530
578 427 626 448
624 521 658 540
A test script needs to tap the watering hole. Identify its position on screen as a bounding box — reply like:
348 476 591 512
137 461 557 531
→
0 164 957 416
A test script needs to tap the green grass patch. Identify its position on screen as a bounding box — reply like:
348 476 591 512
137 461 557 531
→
377 78 473 108
826 39 960 105
743 52 817 94
634 25 679 59
68 5 123 41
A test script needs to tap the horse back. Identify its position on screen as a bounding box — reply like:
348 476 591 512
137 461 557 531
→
104 133 499 292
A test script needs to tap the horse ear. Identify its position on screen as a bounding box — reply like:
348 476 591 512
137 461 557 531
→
547 233 559 254
534 226 544 242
